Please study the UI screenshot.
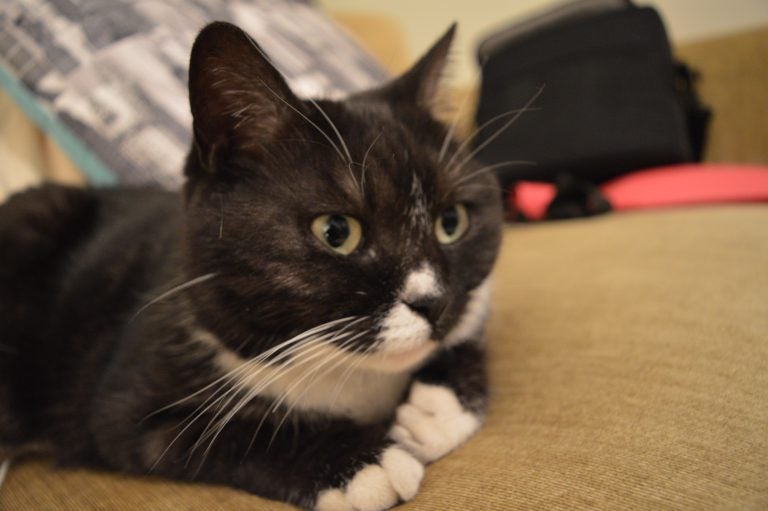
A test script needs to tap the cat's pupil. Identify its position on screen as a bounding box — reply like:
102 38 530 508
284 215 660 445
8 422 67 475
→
325 215 350 248
441 208 459 235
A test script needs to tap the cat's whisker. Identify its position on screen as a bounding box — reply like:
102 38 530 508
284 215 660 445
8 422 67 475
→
454 160 536 187
150 318 362 470
443 106 539 173
190 325 360 454
460 183 506 195
240 32 351 166
191 334 347 449
144 316 359 422
360 133 382 194
243 344 355 461
194 332 360 466
306 98 352 164
305 97 358 191
256 78 347 165
266 332 370 449
438 86 474 163
326 334 379 417
269 329 370 416
452 85 545 174
131 273 216 322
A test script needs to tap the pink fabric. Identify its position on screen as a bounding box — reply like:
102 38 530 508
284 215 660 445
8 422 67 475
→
513 164 768 220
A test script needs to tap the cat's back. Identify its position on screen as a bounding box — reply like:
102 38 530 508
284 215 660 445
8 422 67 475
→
0 184 183 452
0 184 183 347
0 184 179 276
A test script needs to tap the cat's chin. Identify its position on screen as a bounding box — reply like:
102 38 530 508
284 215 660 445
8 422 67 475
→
360 340 439 374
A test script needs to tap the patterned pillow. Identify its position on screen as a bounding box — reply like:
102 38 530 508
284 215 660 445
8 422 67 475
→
0 0 388 188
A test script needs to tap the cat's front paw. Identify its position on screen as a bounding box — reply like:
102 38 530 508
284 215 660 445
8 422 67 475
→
314 446 423 511
389 382 481 463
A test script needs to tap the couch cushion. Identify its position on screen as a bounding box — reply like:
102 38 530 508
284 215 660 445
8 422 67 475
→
3 205 767 509
0 0 387 188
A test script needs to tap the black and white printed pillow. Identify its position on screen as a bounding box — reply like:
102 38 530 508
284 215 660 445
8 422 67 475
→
0 0 388 188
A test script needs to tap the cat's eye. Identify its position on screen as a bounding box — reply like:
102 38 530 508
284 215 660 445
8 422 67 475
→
311 214 362 255
435 204 469 244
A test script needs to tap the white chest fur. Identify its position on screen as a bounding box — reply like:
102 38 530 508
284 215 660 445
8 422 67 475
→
194 330 411 424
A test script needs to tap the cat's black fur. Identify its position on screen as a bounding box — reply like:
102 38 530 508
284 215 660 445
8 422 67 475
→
0 22 502 509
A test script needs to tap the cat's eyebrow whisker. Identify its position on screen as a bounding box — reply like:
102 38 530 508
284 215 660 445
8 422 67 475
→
360 132 382 194
438 86 474 163
443 107 537 173
305 97 360 194
306 98 353 164
451 85 545 174
453 160 536 188
131 273 216 322
255 78 348 165
240 31 350 166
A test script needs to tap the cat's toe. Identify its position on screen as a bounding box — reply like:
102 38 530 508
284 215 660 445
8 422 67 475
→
314 446 423 511
389 382 481 463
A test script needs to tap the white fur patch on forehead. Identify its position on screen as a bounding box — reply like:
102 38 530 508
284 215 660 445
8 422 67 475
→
443 278 492 346
401 262 442 302
407 174 430 231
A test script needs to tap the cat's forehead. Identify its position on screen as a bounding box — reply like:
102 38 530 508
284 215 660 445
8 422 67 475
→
303 100 453 203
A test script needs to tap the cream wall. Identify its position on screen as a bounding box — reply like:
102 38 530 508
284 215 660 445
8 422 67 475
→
319 0 768 86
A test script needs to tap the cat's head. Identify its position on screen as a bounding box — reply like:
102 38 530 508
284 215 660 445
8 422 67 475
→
182 22 502 373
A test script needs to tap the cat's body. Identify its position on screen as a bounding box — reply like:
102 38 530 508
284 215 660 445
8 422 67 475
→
0 22 502 510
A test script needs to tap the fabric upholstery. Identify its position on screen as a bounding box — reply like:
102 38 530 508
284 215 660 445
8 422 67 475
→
3 204 767 510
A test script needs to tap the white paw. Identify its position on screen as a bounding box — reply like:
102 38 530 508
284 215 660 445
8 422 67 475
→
315 446 424 511
389 382 481 463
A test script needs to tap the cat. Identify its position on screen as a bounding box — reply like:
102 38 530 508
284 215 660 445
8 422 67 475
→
0 21 502 511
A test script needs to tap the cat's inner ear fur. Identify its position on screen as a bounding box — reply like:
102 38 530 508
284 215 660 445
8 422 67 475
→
187 21 301 174
366 23 456 112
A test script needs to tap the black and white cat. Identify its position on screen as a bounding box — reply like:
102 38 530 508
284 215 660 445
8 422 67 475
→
0 22 502 510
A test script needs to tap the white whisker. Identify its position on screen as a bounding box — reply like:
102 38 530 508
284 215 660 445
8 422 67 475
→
438 86 474 162
306 98 352 164
454 160 536 187
193 332 359 466
149 317 361 470
132 273 216 321
266 332 369 448
360 132 382 193
453 86 545 173
256 79 347 164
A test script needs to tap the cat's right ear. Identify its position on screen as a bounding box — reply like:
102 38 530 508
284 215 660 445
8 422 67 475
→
187 22 302 175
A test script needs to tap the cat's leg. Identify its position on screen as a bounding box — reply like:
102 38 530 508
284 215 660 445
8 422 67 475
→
130 411 423 511
390 341 487 463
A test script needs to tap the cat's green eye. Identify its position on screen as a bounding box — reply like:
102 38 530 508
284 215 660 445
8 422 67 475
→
311 214 362 255
435 204 469 244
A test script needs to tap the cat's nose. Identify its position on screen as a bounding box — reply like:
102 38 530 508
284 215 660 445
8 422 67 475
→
404 295 447 325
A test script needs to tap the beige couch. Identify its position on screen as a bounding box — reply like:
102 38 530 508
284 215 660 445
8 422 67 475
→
2 22 767 511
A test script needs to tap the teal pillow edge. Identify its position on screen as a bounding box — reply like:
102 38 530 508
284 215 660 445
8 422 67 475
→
0 61 117 186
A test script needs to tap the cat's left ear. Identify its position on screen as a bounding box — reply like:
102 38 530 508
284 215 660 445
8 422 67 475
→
367 23 456 111
187 22 303 176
